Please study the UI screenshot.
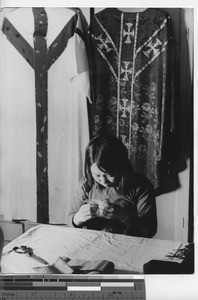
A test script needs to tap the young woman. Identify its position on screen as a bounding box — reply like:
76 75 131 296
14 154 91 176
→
67 135 157 238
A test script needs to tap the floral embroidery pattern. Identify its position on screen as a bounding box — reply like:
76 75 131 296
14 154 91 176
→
90 8 174 188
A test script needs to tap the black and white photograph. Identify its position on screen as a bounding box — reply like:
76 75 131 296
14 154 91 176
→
0 0 197 299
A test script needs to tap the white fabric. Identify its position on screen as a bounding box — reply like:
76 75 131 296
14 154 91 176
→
0 8 90 223
1 224 184 274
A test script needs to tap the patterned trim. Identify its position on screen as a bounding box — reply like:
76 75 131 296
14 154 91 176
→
48 14 78 69
159 43 167 157
32 8 49 223
93 15 121 82
136 18 167 54
128 13 139 153
94 15 119 55
2 17 34 68
135 41 168 78
96 46 118 80
116 12 124 138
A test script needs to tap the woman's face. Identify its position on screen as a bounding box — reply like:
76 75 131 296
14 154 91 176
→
90 163 118 188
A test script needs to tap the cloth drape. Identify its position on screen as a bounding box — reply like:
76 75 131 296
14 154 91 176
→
89 8 175 188
0 8 90 223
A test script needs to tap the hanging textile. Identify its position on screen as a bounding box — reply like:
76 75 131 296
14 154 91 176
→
0 8 90 223
89 8 175 188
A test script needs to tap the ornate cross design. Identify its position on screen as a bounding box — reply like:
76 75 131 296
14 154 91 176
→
143 38 162 58
119 98 131 118
123 22 134 44
95 34 112 52
121 61 133 81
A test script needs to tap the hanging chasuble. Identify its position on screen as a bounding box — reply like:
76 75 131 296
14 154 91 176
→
89 8 175 188
0 8 90 223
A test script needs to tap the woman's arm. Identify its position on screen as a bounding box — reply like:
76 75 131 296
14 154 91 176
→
67 178 96 227
66 178 88 227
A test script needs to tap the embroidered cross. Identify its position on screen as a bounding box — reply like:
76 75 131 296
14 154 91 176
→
95 34 112 52
143 38 163 58
121 61 133 81
119 98 131 118
123 23 134 44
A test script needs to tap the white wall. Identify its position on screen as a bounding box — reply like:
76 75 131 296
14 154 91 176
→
154 161 190 242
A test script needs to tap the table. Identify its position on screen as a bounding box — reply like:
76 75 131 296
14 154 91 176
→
1 224 188 274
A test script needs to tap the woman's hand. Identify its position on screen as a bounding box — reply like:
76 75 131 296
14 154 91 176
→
73 204 92 226
90 199 114 217
103 205 114 219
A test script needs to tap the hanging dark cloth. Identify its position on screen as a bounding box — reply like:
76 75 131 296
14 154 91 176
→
89 8 175 189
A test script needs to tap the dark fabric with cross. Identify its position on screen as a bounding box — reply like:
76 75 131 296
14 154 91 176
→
2 8 78 223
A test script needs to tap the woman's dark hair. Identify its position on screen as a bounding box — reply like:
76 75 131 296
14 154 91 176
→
84 135 134 194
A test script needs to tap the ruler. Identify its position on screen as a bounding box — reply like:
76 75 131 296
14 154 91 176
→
0 275 146 299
